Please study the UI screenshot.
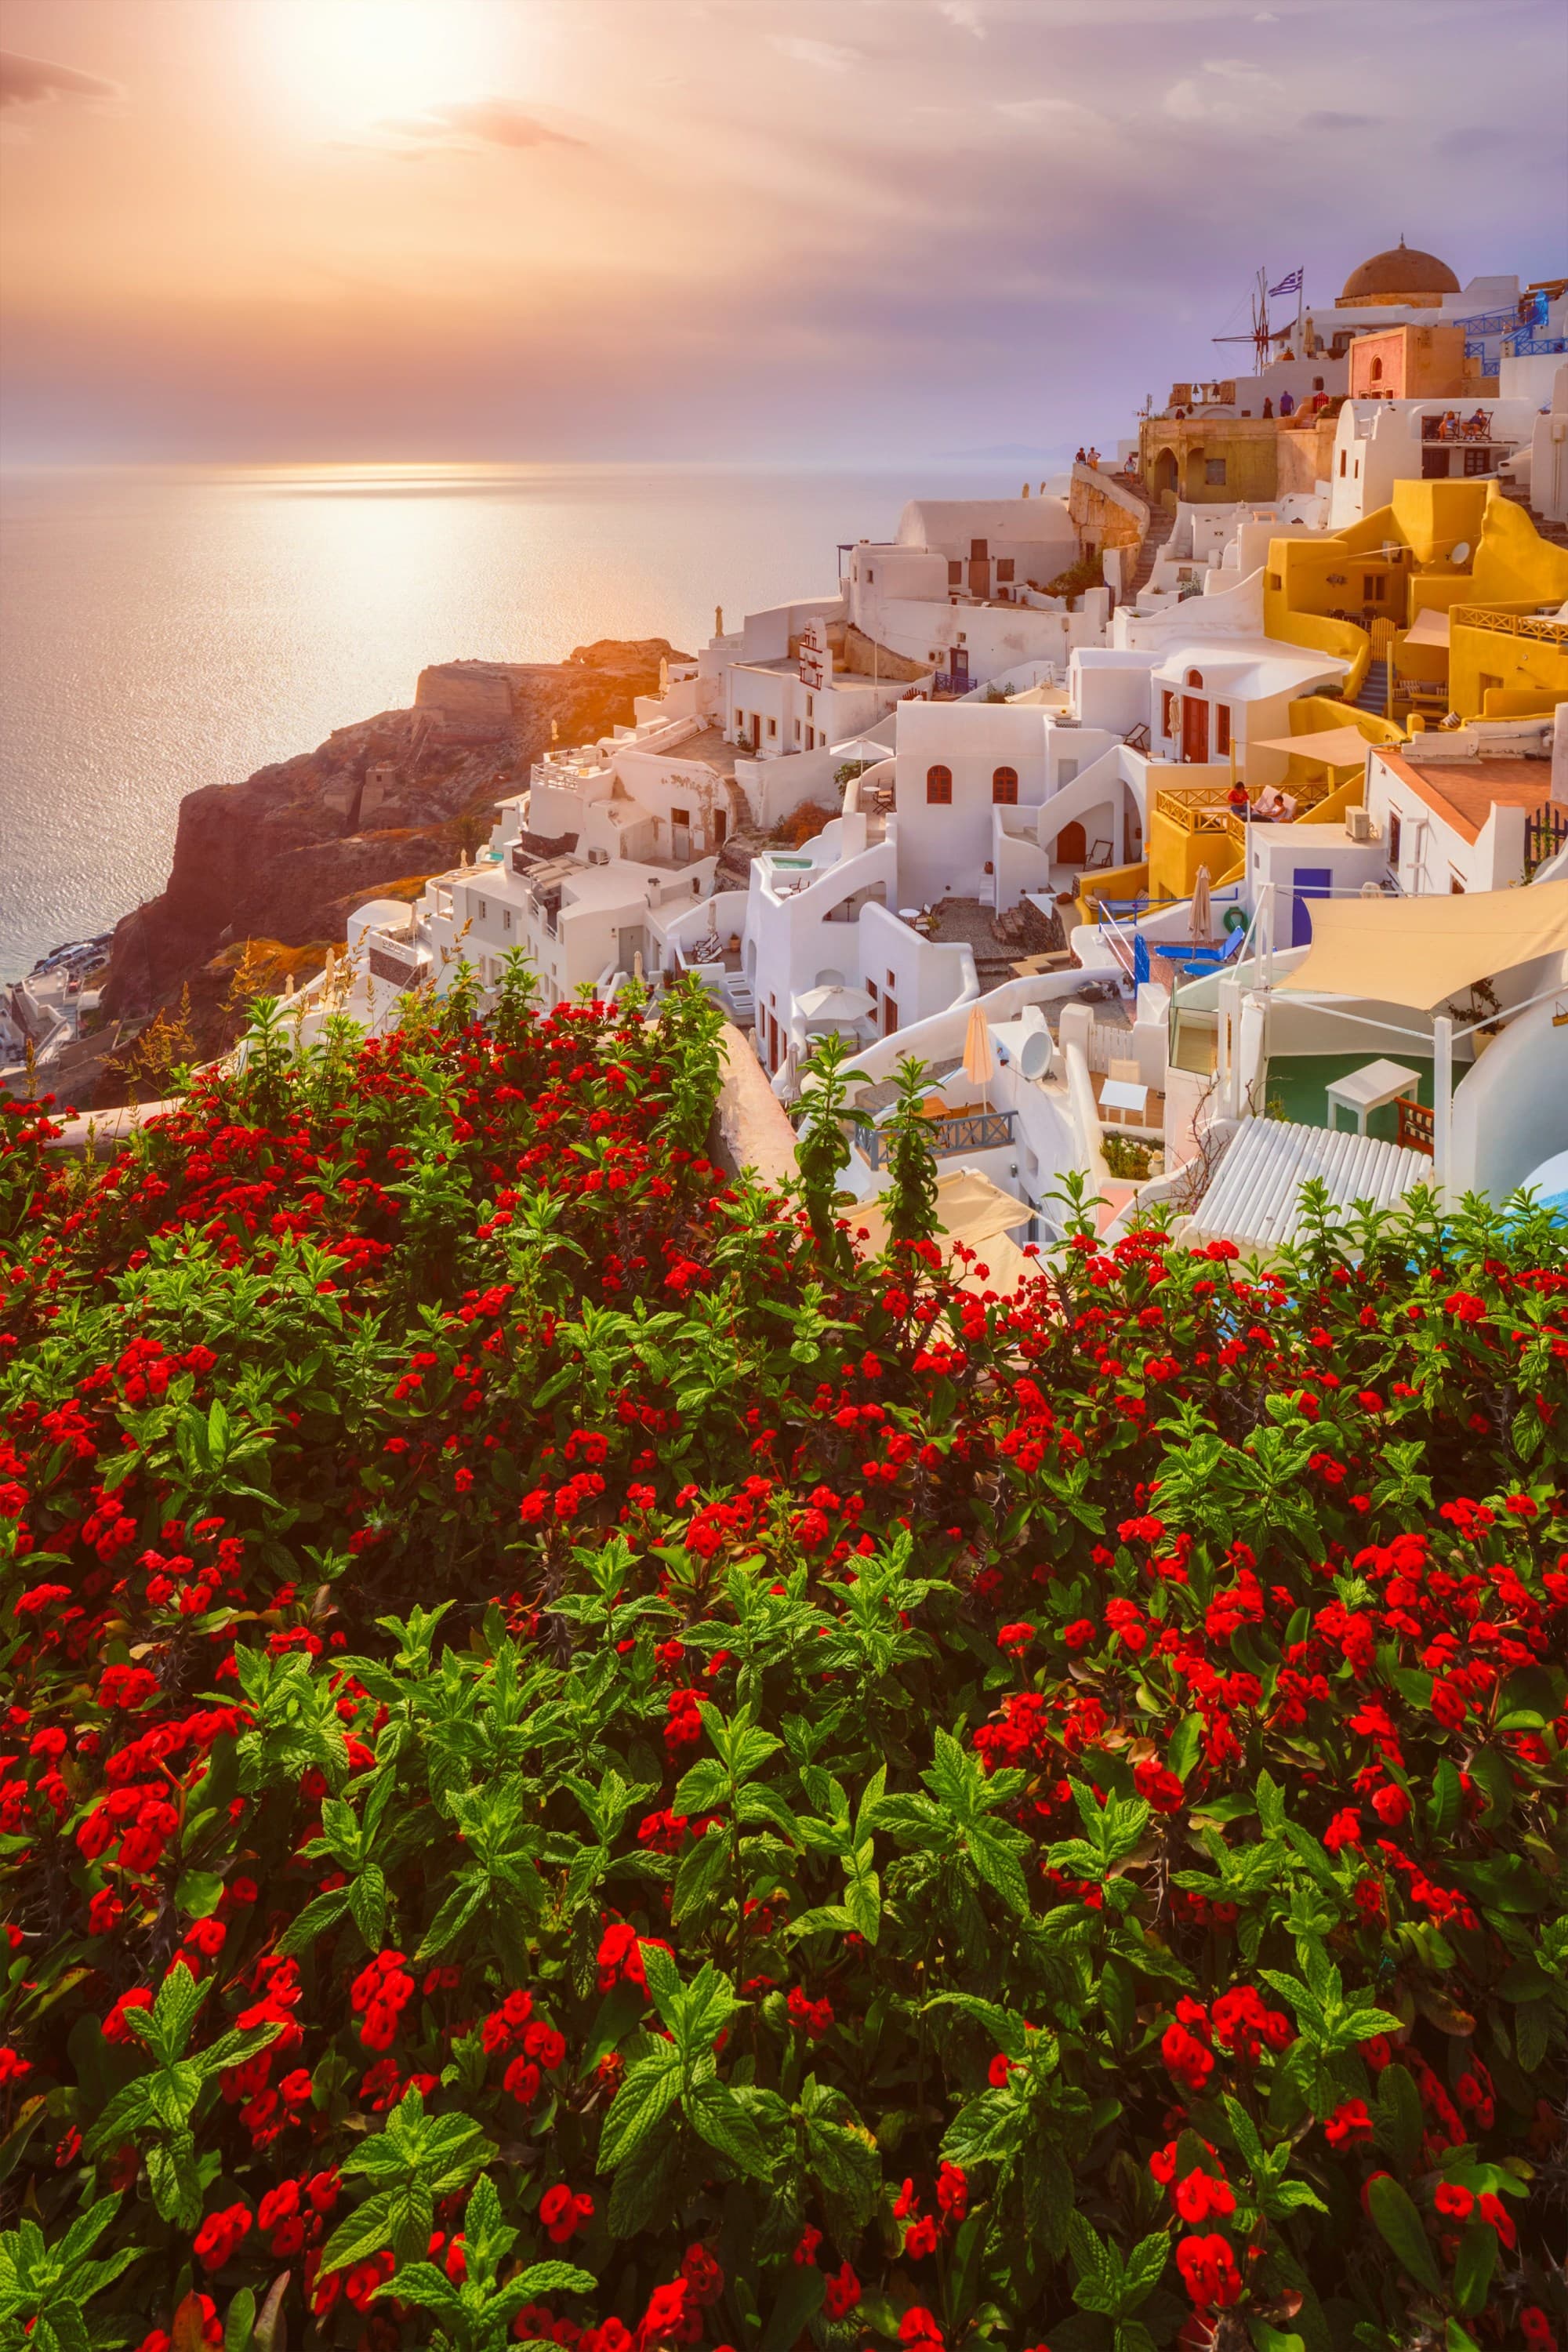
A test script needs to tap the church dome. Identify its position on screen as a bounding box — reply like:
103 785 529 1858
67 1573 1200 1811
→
1338 239 1460 305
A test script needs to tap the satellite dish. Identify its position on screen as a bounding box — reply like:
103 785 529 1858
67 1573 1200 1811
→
1450 541 1472 566
993 1020 1054 1081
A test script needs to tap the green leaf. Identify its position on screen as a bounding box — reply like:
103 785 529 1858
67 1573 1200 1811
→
1450 2219 1497 2317
685 2080 772 2179
1373 2063 1424 2173
597 2046 683 2172
175 1870 227 1920
759 2255 825 2352
1365 2173 1443 2296
223 2288 256 2352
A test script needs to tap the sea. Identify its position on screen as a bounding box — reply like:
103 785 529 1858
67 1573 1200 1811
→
0 459 1038 978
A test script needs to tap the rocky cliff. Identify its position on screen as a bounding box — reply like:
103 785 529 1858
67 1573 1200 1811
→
102 639 685 1025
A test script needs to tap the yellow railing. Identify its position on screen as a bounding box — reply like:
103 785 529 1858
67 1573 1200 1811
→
1153 790 1236 834
1450 606 1568 647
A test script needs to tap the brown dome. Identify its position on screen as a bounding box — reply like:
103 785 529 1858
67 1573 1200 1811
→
1339 239 1460 303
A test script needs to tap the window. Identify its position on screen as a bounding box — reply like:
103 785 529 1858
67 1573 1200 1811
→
1363 575 1387 602
503 909 512 932
767 716 777 736
866 568 874 583
1215 704 1231 755
1269 571 1283 590
926 764 953 804
1185 670 1203 689
1205 458 1227 486
794 720 802 743
992 766 1018 804
478 898 487 921
996 558 1015 583
806 695 815 717
887 971 896 991
948 560 963 586
970 537 988 559
1161 689 1176 736
713 810 727 847
672 806 689 826
1339 452 1348 477
1463 446 1491 477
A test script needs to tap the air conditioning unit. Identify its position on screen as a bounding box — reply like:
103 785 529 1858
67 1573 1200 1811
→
1345 806 1376 843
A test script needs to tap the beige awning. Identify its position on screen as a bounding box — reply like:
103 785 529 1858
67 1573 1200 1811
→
853 1168 1035 1290
1250 725 1378 767
1403 608 1452 649
1278 878 1568 1012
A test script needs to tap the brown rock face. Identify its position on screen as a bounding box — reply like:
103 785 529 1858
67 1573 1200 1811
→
103 639 687 1021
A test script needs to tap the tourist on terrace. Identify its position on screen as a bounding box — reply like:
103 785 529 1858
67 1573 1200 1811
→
1278 388 1295 417
1226 778 1250 818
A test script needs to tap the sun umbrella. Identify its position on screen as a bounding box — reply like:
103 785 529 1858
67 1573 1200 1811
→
962 1001 996 1110
1190 865 1214 948
797 984 876 1024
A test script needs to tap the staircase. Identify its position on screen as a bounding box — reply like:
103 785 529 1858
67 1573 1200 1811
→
724 977 755 1028
1496 475 1568 549
1127 506 1177 602
1352 659 1391 717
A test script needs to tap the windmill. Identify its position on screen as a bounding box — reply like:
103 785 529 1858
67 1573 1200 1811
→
1212 267 1305 374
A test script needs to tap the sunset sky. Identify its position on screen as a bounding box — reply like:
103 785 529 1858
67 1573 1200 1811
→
2 0 1563 464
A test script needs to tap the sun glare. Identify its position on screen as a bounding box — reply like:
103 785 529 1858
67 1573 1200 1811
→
267 0 506 130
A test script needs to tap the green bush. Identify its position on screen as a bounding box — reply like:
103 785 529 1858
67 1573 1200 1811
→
1 974 1566 2352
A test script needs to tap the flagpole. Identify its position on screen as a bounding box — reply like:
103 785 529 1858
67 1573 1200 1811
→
1296 267 1304 354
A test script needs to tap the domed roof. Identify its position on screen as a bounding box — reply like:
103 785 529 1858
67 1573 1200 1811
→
1339 239 1460 303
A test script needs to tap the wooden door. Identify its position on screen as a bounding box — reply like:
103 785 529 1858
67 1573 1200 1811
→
1057 821 1087 865
882 995 898 1036
1181 695 1209 764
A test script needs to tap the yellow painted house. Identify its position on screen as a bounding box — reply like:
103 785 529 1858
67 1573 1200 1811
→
1263 481 1568 718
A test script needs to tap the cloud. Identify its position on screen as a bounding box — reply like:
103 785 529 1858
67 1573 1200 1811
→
937 0 985 33
768 36 860 71
0 49 119 112
1301 109 1373 131
1164 57 1281 124
379 98 584 154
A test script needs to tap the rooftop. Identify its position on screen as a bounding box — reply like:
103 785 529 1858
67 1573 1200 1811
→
1377 748 1557 843
1338 241 1461 304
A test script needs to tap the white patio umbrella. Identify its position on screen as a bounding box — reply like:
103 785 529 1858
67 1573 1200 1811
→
962 1000 996 1111
1190 864 1214 947
797 984 876 1025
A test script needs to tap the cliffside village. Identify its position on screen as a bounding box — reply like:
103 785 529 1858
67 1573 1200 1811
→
13 245 1568 1261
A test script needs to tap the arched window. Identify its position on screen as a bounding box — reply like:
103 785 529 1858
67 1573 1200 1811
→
1185 670 1203 689
992 766 1018 804
1370 357 1383 382
926 764 953 804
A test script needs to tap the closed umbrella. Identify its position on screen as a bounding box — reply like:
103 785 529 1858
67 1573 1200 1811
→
962 1001 996 1110
1190 864 1214 947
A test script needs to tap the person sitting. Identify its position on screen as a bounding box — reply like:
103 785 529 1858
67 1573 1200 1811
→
1466 408 1490 440
1278 388 1295 417
1253 785 1285 822
1226 779 1250 818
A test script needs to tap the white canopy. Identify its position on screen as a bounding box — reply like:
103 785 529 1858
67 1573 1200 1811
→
853 1168 1036 1293
1250 725 1378 768
1403 608 1452 649
1278 878 1568 1012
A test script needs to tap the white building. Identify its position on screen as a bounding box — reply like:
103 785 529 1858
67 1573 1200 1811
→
1329 397 1543 529
844 497 1106 689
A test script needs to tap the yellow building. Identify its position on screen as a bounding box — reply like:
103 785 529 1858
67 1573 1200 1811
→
1139 417 1282 508
1263 481 1568 717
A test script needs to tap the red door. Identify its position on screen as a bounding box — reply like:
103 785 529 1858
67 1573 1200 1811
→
883 995 898 1036
1182 695 1210 764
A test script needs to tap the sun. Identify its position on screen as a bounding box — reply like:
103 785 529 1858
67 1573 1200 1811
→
266 0 506 130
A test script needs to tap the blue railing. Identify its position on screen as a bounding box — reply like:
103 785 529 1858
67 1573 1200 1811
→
855 1108 1015 1170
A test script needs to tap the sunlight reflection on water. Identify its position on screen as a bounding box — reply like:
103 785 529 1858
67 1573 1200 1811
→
0 459 1023 974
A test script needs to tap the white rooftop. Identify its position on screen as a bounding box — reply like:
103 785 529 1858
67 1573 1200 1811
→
1189 1116 1431 1257
1150 638 1348 699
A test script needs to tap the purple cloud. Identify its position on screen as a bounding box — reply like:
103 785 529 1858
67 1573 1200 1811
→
0 49 119 111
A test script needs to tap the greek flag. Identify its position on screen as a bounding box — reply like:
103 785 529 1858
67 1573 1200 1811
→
1269 268 1303 299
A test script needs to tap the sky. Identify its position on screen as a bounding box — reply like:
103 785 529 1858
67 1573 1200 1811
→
1 0 1564 466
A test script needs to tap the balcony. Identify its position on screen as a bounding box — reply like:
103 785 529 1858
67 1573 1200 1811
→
1449 607 1568 648
854 1106 1016 1171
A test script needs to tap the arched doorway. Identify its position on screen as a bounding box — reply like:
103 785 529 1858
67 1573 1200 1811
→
1152 448 1179 508
1055 820 1087 865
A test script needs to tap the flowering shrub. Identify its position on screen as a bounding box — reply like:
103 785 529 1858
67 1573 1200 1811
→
1 967 1566 2352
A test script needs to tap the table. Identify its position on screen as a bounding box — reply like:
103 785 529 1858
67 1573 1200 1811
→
1325 1059 1421 1135
1098 1077 1149 1125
